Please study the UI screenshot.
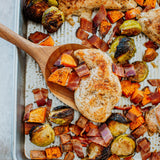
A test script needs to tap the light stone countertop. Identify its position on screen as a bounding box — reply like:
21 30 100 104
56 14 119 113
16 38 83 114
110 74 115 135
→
0 0 17 159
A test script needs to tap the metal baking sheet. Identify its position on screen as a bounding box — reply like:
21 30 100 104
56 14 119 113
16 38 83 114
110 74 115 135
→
13 0 160 159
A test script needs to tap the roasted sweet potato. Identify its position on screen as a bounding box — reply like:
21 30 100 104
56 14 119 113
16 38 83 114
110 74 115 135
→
45 146 62 159
130 89 144 104
61 54 77 67
107 11 124 23
135 0 144 6
125 7 141 20
48 67 72 86
39 35 54 46
108 154 120 160
143 48 158 62
28 107 46 123
99 20 112 38
130 116 145 130
30 150 46 159
148 79 160 86
141 86 151 106
76 28 89 40
143 0 156 8
64 152 75 160
121 80 140 98
53 125 69 135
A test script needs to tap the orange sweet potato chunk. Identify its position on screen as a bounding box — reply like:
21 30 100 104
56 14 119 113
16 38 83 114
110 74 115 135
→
99 20 112 37
130 116 145 130
45 147 62 159
28 107 46 123
130 89 144 104
40 36 54 46
143 0 156 8
135 0 144 6
107 11 124 23
125 7 141 20
61 54 77 67
48 67 72 86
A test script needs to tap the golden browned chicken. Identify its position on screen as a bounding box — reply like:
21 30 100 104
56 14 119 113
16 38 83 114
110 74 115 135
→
58 0 137 24
138 8 160 45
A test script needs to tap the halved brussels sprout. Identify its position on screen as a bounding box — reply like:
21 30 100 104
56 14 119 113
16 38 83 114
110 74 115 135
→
120 20 142 36
48 106 74 125
29 123 55 147
111 134 135 157
48 0 58 6
23 0 50 22
129 61 149 82
42 6 64 33
114 37 136 64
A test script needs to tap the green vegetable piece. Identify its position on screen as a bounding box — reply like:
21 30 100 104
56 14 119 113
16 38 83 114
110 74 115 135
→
120 20 142 36
48 0 58 6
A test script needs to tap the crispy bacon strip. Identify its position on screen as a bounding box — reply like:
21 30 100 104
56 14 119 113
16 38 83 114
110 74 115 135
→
72 136 89 147
148 79 160 86
24 122 41 135
114 105 132 110
23 103 33 121
54 125 69 136
99 123 113 146
60 143 73 153
71 139 84 158
87 128 101 137
67 72 80 91
60 134 71 144
144 40 159 50
150 151 160 160
69 124 82 136
149 92 160 105
137 138 150 153
80 18 93 33
81 40 95 48
112 63 125 77
76 28 89 40
124 65 136 77
76 115 88 128
74 63 90 78
64 152 75 160
88 137 108 147
46 99 52 118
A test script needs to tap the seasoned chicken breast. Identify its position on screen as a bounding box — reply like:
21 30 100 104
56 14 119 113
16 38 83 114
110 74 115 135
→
58 0 137 18
145 105 160 136
138 8 160 45
74 49 122 122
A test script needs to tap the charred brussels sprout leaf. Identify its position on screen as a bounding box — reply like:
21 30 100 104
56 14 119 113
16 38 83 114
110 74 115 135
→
48 0 58 6
111 134 135 157
29 123 55 147
23 0 50 22
114 37 136 64
108 113 129 124
42 6 64 33
120 20 142 36
48 106 74 125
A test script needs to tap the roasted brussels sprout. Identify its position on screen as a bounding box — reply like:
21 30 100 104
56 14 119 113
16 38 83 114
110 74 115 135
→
42 6 64 33
48 106 74 125
48 0 58 6
87 143 103 159
111 134 135 157
23 0 50 22
129 61 149 82
114 37 136 64
120 20 142 36
108 113 129 124
29 123 55 147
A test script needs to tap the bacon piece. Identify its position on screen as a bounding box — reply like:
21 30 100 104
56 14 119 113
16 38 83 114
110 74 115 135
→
92 5 107 34
114 105 132 110
88 34 109 52
137 138 151 153
24 122 41 135
80 18 93 33
60 143 73 153
72 136 89 147
69 124 82 136
60 134 71 144
46 99 52 118
99 123 113 146
112 63 125 77
67 72 80 91
150 151 160 160
54 125 69 136
141 150 151 160
87 128 101 137
149 92 160 105
124 65 136 77
64 152 75 160
88 137 108 147
76 28 89 40
144 40 159 50
74 63 90 78
100 20 112 38
23 103 33 121
76 115 88 128
32 88 48 106
81 40 95 48
148 79 160 86
71 139 84 158
30 150 47 159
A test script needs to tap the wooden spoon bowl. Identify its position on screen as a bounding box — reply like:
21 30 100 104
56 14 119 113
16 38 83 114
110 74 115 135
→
0 23 87 110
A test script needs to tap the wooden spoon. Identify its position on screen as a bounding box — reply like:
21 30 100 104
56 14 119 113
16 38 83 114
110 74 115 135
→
0 23 87 110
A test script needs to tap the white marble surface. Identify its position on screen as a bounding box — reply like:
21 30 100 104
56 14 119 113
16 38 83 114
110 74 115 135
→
0 0 16 159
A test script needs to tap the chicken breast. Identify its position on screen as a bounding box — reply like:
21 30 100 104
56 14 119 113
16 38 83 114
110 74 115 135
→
138 8 160 45
58 0 137 18
74 49 122 122
145 105 160 136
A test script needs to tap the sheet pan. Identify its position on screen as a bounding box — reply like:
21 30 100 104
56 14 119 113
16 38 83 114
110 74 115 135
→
13 0 160 159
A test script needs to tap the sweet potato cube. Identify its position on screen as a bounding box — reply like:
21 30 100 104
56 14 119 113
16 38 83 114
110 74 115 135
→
28 107 46 123
45 147 62 159
135 0 144 6
144 0 156 8
121 80 140 98
54 125 69 135
141 86 151 106
107 11 124 23
60 134 71 144
125 7 141 20
39 35 54 46
99 20 112 37
48 67 72 86
30 150 47 159
130 116 145 130
76 28 89 40
61 54 77 67
76 115 88 128
130 89 144 104
64 152 75 160
143 48 158 62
